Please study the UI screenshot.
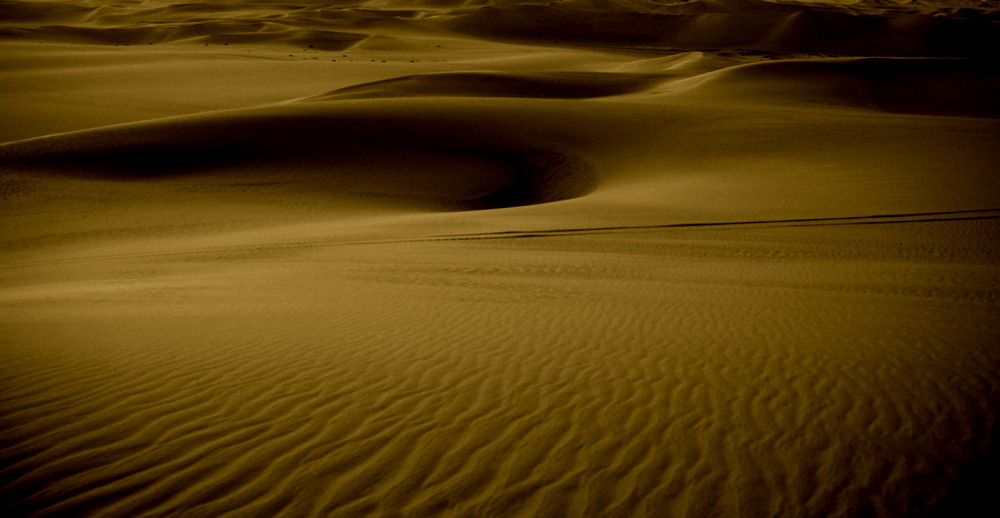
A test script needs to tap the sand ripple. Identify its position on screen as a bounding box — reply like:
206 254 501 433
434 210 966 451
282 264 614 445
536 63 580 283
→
2 2 999 517
2 223 999 516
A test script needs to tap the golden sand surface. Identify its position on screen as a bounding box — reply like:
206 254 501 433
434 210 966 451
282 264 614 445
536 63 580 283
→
1 1 999 516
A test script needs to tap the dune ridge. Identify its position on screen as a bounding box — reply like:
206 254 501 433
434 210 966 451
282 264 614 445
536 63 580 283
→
2 1 1000 517
0 100 602 210
434 0 1000 56
307 71 672 100
654 56 1000 117
1 0 998 55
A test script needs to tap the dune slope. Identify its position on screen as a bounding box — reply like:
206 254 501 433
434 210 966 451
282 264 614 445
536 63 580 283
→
2 1 999 518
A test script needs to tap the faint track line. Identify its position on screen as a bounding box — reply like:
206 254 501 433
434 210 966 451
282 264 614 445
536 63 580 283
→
3 209 999 270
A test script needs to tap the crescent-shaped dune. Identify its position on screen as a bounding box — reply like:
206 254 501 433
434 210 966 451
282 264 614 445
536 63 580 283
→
2 1 999 517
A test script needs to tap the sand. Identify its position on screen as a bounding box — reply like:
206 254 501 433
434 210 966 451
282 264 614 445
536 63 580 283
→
1 1 999 517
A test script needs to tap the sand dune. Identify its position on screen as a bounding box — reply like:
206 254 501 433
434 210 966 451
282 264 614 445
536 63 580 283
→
0 99 602 212
2 219 998 517
657 57 1000 117
1 0 998 55
2 1 999 517
435 0 1000 56
308 71 671 100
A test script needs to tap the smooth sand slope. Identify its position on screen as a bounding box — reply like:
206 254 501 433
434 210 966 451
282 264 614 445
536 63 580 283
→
2 1 1000 517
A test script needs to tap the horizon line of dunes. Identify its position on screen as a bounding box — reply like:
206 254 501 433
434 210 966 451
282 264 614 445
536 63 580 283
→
1 0 999 56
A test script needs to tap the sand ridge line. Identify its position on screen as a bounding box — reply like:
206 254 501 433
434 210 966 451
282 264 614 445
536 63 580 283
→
3 208 998 270
426 208 1000 240
0 97 610 210
302 71 676 101
650 56 1000 118
2 2 999 517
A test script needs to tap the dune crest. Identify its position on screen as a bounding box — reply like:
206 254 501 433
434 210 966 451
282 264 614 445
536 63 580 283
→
656 57 1000 117
2 1 999 518
307 71 671 100
0 102 601 210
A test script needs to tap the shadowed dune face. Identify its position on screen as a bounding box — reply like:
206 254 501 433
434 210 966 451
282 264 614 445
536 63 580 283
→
309 71 672 100
2 1 1000 518
0 106 600 210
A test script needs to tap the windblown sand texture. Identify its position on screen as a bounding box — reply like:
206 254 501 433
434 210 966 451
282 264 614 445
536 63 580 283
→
2 1 999 516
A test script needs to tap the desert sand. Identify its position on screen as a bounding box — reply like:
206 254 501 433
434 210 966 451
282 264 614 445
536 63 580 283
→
1 1 999 517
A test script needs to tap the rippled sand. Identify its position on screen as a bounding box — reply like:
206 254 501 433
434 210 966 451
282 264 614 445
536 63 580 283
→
2 1 999 517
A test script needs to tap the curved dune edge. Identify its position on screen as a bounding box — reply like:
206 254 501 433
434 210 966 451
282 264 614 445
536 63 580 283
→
0 104 600 211
302 57 1000 118
304 71 673 101
654 57 1000 118
2 2 999 517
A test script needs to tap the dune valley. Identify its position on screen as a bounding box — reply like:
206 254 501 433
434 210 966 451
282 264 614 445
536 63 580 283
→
1 1 1000 517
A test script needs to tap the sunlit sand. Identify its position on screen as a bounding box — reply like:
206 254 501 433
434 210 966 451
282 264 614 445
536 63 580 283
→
2 1 999 516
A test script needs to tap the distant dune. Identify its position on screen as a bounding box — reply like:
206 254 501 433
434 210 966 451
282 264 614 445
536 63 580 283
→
438 0 1000 56
659 57 1000 117
1 0 998 55
1 1 999 517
